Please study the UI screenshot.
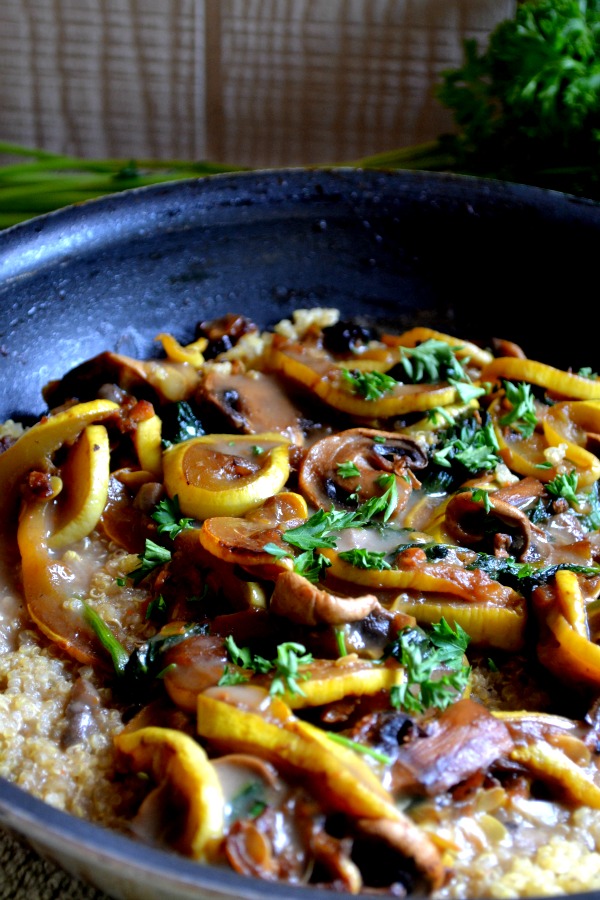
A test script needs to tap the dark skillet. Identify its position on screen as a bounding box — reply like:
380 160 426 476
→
0 167 599 900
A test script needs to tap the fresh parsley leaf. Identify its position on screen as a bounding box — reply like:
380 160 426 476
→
499 381 537 438
293 549 331 583
282 508 340 551
269 642 314 697
433 416 500 474
129 539 172 584
152 495 194 539
337 460 361 478
353 473 398 524
546 471 579 506
223 638 313 697
338 548 392 570
471 487 493 514
387 619 471 714
398 339 467 384
579 367 598 380
449 378 487 404
341 368 398 400
224 635 272 674
262 542 291 560
218 665 249 687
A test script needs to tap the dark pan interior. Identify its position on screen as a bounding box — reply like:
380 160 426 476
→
1 167 600 900
1 167 599 423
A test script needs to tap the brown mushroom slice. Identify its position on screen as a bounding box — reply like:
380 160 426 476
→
197 368 306 446
43 350 201 407
444 485 546 561
299 427 427 517
270 570 381 626
382 698 514 796
162 634 232 713
354 817 446 889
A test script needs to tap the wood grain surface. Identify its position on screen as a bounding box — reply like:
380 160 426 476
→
0 0 514 167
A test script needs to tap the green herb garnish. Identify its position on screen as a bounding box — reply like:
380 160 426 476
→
337 460 361 478
152 495 194 539
341 368 398 400
387 618 471 714
499 381 538 439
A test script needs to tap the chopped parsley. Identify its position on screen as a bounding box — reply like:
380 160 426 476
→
387 619 471 714
432 416 500 475
338 548 392 570
129 539 172 585
152 495 194 539
546 471 579 506
341 368 398 400
337 460 361 478
499 381 538 438
398 339 468 384
221 637 314 697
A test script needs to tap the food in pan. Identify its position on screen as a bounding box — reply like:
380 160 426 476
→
2 307 600 897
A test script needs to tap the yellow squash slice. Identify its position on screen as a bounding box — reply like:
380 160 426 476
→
115 726 225 861
163 433 290 520
48 424 111 549
480 357 600 400
0 399 118 518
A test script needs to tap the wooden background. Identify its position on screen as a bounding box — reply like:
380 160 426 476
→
1 0 515 167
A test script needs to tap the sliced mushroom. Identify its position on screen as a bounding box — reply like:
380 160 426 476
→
299 427 427 517
43 350 201 407
270 570 381 626
444 482 546 561
61 676 102 749
162 633 231 713
361 698 514 797
196 368 306 446
354 817 445 890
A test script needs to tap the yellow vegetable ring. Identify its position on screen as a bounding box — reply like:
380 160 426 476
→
115 726 225 861
0 399 118 519
48 424 111 549
269 343 458 417
391 596 527 651
322 549 522 607
480 357 600 400
162 433 290 520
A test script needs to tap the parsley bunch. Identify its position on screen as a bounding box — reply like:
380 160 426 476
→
434 0 600 199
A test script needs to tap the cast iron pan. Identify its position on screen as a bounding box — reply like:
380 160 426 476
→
0 168 599 900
